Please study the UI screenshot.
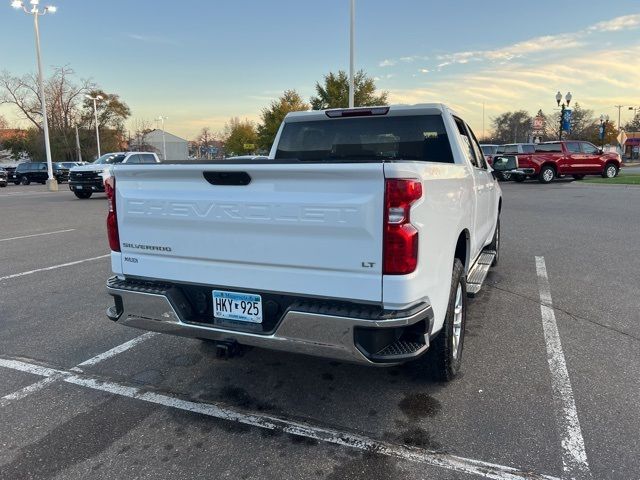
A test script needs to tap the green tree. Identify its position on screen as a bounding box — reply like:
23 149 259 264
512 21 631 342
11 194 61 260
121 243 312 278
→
223 117 257 156
257 90 309 151
623 114 640 132
310 70 388 110
81 89 131 131
490 110 533 144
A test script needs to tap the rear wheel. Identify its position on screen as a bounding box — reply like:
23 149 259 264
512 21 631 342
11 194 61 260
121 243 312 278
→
538 166 555 183
73 191 92 199
427 259 466 381
602 163 618 178
572 174 585 180
20 175 30 185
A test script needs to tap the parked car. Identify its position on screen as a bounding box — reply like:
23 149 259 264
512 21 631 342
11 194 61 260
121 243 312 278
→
69 152 160 199
10 162 69 185
0 167 7 187
104 103 502 381
510 141 622 183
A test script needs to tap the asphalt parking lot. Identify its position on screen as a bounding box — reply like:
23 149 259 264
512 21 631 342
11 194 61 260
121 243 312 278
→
1 179 639 480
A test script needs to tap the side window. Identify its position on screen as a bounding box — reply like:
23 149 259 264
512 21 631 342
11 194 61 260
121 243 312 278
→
522 145 536 153
504 145 518 154
581 142 599 154
453 117 479 167
142 154 157 164
126 154 140 164
566 142 581 154
465 122 487 168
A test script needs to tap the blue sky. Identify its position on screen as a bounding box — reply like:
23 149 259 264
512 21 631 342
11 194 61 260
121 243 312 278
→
1 0 640 139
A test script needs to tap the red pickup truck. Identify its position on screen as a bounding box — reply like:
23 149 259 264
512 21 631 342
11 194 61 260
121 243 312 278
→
510 141 622 183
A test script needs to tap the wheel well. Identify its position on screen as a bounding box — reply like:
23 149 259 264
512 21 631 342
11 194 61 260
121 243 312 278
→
541 162 557 173
455 230 469 271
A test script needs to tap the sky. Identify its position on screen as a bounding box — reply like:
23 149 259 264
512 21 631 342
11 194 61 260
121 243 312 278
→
1 0 640 140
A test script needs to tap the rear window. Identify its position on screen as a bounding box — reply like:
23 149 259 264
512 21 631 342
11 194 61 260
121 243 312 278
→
275 115 454 163
536 143 562 153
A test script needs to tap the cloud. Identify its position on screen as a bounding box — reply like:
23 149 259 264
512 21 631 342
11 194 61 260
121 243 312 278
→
419 68 430 74
126 34 179 46
588 14 640 32
378 13 640 71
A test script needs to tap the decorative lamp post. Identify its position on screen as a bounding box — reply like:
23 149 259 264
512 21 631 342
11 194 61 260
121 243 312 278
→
556 91 572 140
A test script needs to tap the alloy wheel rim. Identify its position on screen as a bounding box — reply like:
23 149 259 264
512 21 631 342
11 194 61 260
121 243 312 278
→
452 283 463 360
607 166 616 178
543 169 553 182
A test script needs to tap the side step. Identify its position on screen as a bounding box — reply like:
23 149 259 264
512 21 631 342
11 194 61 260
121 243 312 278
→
466 250 496 297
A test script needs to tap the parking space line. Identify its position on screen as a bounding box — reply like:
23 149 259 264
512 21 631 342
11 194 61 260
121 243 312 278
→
71 332 157 372
535 256 592 480
0 375 64 407
0 356 560 480
0 254 109 282
0 229 76 243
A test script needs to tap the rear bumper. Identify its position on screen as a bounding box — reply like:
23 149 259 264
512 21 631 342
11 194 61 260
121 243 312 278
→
511 168 536 175
106 277 433 366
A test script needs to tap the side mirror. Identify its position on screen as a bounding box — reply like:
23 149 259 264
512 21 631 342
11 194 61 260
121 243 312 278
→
598 148 603 155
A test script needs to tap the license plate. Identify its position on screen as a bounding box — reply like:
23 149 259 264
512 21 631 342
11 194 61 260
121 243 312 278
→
213 290 262 323
76 185 83 190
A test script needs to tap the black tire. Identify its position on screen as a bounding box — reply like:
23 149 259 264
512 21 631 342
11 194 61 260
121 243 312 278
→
488 217 500 266
602 163 618 179
0 182 6 188
20 175 30 185
572 174 585 180
497 171 512 181
538 165 555 183
13 181 20 185
73 190 92 199
427 259 467 382
513 175 526 183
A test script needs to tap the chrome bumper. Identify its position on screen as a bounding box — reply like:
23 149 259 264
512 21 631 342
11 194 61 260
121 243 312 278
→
106 278 433 365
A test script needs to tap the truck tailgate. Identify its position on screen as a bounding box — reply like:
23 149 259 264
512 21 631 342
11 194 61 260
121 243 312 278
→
114 163 384 303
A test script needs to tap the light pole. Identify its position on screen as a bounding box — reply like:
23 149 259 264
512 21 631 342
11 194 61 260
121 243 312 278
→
11 0 57 191
156 116 168 160
555 91 572 140
348 0 355 108
85 94 103 158
599 114 610 148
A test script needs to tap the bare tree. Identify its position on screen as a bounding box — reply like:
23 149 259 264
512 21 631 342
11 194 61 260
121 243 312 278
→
130 118 155 152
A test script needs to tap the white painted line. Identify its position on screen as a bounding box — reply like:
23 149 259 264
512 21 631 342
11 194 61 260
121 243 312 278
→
71 332 157 371
0 229 75 243
0 356 559 480
0 375 64 407
0 254 109 282
535 256 592 480
0 358 65 377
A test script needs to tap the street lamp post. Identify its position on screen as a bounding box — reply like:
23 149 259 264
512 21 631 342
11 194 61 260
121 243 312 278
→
599 114 610 148
348 0 355 108
555 91 572 141
85 94 103 158
156 116 168 160
11 0 57 191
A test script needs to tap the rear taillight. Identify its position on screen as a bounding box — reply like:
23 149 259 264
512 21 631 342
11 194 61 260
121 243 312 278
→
384 179 422 275
105 176 120 252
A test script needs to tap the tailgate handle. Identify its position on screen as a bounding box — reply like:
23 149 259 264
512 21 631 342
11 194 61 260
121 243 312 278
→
203 171 251 186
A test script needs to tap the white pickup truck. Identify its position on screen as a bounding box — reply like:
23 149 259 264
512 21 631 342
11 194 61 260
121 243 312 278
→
105 104 501 380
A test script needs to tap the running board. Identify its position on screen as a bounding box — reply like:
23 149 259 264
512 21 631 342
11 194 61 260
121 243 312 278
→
466 250 496 297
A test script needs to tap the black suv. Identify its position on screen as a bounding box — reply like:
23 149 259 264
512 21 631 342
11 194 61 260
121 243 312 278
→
11 162 69 185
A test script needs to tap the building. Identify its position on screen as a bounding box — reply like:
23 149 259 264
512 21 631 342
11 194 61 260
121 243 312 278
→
130 129 188 161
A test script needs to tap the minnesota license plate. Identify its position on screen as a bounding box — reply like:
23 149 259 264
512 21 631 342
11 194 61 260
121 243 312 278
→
213 290 262 323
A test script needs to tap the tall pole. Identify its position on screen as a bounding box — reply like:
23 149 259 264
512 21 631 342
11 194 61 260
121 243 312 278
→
559 104 565 141
92 98 101 157
348 0 355 108
158 116 167 160
33 12 56 191
482 102 485 141
75 125 82 162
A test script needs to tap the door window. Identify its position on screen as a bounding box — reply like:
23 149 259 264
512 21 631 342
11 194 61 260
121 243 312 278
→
465 122 487 169
566 142 581 154
453 117 479 167
126 154 141 164
141 154 157 164
581 143 599 154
